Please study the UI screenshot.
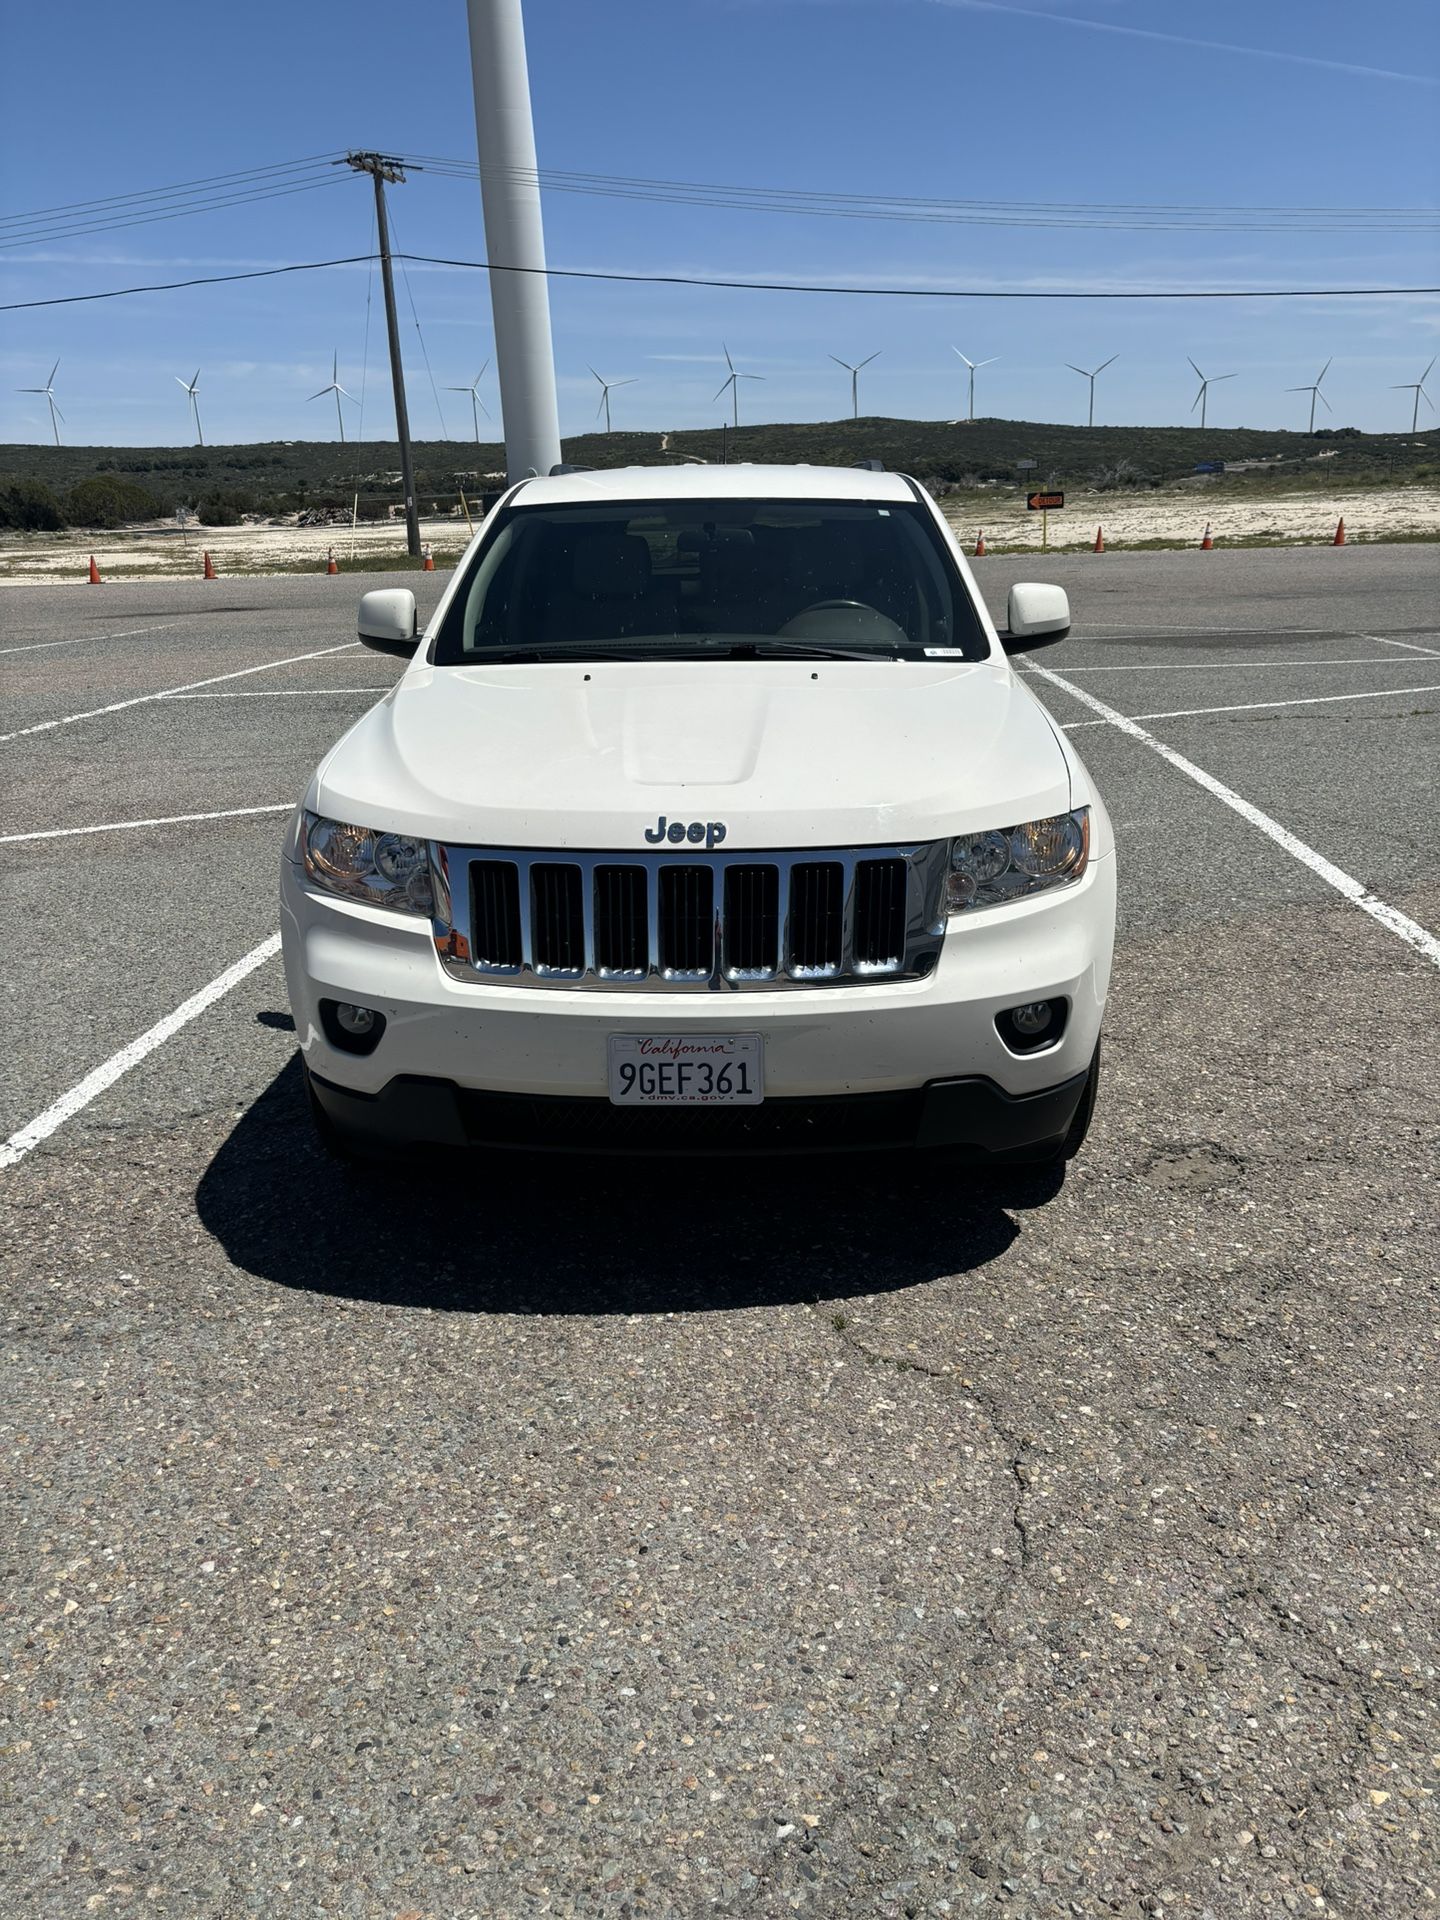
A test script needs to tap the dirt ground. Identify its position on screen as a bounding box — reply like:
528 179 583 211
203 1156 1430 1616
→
0 515 473 585
943 484 1440 554
1 487 1437 583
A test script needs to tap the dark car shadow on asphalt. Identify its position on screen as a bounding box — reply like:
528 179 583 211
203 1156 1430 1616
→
195 1057 1061 1316
87 603 266 618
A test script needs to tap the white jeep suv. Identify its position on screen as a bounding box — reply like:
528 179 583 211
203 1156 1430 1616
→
281 464 1115 1164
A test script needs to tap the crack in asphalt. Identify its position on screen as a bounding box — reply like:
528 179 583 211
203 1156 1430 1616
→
829 1321 1038 1600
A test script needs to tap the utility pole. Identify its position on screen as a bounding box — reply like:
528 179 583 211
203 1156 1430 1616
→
340 152 421 557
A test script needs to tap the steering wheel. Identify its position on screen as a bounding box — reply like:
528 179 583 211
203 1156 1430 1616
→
778 597 909 646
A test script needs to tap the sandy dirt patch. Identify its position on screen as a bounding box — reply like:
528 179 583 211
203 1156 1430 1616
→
0 515 473 585
942 485 1440 554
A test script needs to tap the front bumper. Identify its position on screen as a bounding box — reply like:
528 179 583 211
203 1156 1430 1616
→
282 849 1115 1151
307 1064 1092 1159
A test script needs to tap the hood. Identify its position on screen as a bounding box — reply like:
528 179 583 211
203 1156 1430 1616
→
313 658 1072 850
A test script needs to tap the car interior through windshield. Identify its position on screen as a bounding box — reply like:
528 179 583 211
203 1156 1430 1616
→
432 497 991 662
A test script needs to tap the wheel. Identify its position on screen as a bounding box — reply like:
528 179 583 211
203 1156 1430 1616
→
1062 1037 1101 1160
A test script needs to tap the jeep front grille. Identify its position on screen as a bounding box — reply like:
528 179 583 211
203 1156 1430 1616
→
432 842 948 992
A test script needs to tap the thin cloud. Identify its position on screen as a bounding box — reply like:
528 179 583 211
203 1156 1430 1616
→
931 0 1437 86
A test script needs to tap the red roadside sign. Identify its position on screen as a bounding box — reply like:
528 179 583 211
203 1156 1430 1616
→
1027 491 1065 511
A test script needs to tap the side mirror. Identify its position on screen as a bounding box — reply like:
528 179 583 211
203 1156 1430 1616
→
1003 582 1071 651
358 588 419 657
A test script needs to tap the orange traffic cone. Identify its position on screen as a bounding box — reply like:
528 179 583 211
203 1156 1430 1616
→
422 543 435 572
326 547 339 576
202 550 217 580
1332 517 1346 546
87 554 101 585
1093 525 1105 553
1201 522 1214 551
973 531 986 557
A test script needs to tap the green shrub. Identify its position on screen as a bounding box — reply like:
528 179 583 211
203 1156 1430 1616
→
64 475 164 528
197 488 258 526
0 478 65 530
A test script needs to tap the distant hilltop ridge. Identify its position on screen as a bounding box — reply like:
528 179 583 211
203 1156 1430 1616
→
1 418 1431 531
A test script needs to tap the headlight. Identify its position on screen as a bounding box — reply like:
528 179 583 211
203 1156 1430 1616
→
947 808 1089 914
301 812 434 916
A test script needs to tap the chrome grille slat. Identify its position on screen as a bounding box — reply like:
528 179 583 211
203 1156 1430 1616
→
853 857 908 973
724 864 779 979
434 841 947 992
531 863 585 978
789 861 844 978
594 864 648 978
659 865 714 979
469 859 523 974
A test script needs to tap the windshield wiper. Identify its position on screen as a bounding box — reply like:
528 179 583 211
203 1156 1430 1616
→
471 635 912 665
723 639 905 662
480 646 650 664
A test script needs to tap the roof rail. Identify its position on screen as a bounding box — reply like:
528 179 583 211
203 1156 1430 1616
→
548 462 596 477
852 458 885 472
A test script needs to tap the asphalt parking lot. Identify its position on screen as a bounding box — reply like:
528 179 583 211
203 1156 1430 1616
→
2 543 1437 1919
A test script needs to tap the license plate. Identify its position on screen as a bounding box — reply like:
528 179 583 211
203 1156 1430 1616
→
607 1034 764 1106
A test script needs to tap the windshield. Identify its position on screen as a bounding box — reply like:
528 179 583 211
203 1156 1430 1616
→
431 496 992 664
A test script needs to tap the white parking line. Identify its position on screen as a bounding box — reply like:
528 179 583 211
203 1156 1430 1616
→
0 643 359 745
1077 624 1330 637
1130 683 1440 722
1 804 293 845
1021 658 1429 674
1367 634 1440 659
1029 661 1440 970
0 622 179 658
166 687 387 700
0 934 282 1173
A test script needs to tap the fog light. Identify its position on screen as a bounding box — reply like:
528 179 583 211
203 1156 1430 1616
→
318 998 387 1056
995 998 1069 1055
1011 1001 1054 1037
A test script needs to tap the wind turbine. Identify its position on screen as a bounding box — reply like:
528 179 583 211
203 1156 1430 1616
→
1286 358 1332 434
589 365 636 434
1066 354 1118 428
446 362 492 442
952 348 997 423
307 352 355 442
1188 357 1237 431
18 359 62 446
829 350 880 420
175 369 204 446
713 344 763 428
1391 357 1435 434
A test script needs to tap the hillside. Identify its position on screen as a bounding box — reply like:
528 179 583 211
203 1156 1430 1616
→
1 418 1434 527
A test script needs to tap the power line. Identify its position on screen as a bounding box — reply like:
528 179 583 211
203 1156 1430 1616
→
5 152 1433 246
355 209 377 447
2 252 1436 314
409 154 1436 216
409 155 1440 234
0 153 347 227
386 203 449 441
0 170 350 251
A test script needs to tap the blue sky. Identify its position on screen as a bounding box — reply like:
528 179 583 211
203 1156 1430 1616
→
2 0 1437 446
